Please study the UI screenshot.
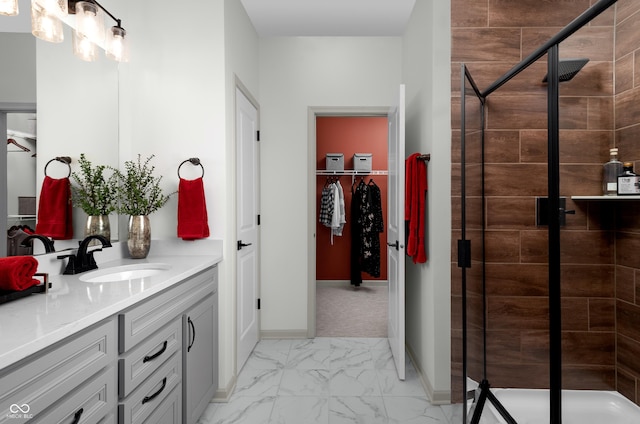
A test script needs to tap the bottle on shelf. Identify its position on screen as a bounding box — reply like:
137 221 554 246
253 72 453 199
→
617 162 640 195
602 148 623 195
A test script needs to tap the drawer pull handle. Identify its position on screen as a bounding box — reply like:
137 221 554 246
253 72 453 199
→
143 341 168 363
71 408 84 424
142 377 167 405
188 317 196 352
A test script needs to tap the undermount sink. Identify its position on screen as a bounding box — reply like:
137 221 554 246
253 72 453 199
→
79 263 172 283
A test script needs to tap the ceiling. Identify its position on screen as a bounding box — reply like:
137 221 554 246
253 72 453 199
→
1 0 417 36
240 0 416 36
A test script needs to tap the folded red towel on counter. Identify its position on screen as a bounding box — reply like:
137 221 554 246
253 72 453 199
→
35 176 73 240
177 177 210 240
0 256 40 291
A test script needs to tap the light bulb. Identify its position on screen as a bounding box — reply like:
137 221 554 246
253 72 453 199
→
106 26 129 62
0 0 19 16
75 1 105 44
31 0 63 43
73 31 98 62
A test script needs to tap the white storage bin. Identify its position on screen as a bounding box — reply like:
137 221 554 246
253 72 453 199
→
354 153 372 172
326 153 344 171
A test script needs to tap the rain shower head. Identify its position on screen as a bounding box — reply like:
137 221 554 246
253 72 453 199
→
542 58 589 83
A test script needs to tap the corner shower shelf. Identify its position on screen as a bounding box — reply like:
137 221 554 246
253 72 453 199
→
571 195 640 200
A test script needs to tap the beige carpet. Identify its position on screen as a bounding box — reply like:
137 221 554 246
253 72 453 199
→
316 282 388 337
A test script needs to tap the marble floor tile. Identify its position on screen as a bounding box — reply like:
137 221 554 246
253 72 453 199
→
286 348 333 370
198 338 455 424
329 348 374 369
377 368 427 397
206 396 276 424
384 396 449 424
245 349 289 369
328 396 388 424
269 396 329 424
234 367 283 397
279 369 331 396
330 368 382 396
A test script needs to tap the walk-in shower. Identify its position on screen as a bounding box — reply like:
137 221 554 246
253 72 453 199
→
458 0 640 423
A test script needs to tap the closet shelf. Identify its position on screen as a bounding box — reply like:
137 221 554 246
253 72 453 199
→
316 170 388 176
8 215 36 220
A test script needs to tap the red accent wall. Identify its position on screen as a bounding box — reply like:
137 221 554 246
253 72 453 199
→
316 116 388 281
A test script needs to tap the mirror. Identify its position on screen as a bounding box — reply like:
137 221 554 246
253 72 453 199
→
2 3 120 256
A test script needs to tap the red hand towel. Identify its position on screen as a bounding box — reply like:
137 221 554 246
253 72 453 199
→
35 176 73 240
177 177 210 240
0 256 40 291
404 153 428 264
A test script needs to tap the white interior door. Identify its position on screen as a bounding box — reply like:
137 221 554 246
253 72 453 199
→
387 85 406 380
236 87 260 371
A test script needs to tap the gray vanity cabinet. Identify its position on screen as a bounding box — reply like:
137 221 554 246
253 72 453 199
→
183 289 218 424
0 264 218 424
118 265 218 424
0 318 117 424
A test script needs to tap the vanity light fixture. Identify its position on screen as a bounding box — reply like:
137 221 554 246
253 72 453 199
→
31 0 64 43
69 0 129 62
74 1 105 44
0 0 19 16
72 30 98 61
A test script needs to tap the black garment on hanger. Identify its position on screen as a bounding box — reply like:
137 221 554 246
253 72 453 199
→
350 179 384 285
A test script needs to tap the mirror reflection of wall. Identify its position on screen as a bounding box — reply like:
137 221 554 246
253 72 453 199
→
7 112 37 224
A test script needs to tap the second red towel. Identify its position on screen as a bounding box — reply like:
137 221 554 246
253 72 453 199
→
0 256 39 291
35 176 73 240
177 177 210 240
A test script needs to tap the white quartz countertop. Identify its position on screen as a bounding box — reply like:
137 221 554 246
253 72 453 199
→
0 239 223 370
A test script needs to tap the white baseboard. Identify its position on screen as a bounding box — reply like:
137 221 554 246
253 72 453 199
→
212 374 237 402
260 329 309 339
406 344 451 405
316 279 388 287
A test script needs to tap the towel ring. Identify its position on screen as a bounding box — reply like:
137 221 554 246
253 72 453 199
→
178 157 205 179
44 156 72 178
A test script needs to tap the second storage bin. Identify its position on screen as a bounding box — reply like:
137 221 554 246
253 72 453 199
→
354 153 372 172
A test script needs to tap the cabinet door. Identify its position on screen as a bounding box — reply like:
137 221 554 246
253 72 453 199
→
183 292 218 424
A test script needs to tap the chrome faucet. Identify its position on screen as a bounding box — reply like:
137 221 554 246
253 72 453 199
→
57 235 112 275
20 234 56 253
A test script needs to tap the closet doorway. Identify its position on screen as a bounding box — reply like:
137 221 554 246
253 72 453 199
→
315 114 389 338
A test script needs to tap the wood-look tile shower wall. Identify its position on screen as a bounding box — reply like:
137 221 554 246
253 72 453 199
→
451 0 640 406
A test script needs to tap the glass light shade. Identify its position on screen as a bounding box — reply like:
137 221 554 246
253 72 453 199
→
105 26 129 62
0 0 19 16
73 30 98 62
33 0 67 17
31 1 63 43
75 1 105 44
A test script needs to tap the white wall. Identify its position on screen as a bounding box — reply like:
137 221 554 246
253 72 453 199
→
118 0 259 397
36 24 119 241
258 37 402 332
222 0 260 395
402 0 452 403
0 33 35 104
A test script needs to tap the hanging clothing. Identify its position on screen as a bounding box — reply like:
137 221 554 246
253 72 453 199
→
319 179 346 245
331 180 346 237
405 153 428 263
350 179 384 285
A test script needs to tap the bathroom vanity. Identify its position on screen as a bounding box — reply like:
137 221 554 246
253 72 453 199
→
0 240 222 424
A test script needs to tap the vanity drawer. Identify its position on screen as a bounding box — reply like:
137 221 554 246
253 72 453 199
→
0 318 117 424
119 317 181 398
140 384 181 424
118 352 181 424
119 267 217 353
31 365 117 424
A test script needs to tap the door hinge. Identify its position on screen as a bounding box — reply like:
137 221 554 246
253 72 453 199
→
257 214 261 226
257 298 261 310
256 130 260 141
